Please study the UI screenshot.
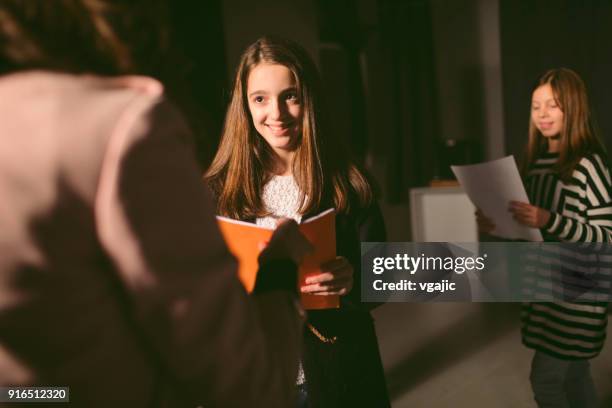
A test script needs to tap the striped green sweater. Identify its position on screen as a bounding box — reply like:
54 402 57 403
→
521 152 610 359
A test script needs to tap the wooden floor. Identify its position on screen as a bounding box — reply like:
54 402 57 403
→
372 303 612 407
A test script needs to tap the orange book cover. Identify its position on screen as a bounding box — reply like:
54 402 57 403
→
216 208 338 310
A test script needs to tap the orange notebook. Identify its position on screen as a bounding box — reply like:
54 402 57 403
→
216 208 338 310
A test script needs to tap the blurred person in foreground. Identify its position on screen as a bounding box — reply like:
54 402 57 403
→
0 1 311 406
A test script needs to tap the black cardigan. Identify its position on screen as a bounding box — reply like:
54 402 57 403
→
302 201 390 408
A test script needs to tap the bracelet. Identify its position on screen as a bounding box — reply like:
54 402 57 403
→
307 323 337 344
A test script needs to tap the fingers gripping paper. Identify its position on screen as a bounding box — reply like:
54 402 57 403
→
451 156 543 241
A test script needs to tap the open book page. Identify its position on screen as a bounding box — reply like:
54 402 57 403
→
216 208 338 309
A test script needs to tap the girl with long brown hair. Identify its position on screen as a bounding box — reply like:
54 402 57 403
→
205 36 390 407
479 68 610 407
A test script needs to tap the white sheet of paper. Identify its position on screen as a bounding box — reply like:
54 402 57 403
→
451 156 543 241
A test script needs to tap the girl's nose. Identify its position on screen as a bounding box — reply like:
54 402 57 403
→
269 99 285 120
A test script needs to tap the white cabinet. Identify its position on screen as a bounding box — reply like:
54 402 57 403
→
409 186 477 242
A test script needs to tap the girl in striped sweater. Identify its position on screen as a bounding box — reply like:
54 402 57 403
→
480 68 610 407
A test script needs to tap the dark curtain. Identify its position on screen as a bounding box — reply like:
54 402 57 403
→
378 0 439 202
315 0 440 204
165 1 228 169
316 0 369 162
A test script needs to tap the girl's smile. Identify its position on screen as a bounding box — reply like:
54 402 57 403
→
265 121 295 136
538 121 553 129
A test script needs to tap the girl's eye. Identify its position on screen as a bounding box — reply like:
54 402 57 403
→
286 93 298 102
253 96 264 103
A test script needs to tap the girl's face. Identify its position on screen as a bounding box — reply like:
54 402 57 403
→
247 63 302 154
531 83 564 138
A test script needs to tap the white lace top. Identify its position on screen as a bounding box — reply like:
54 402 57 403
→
255 175 303 228
255 174 306 385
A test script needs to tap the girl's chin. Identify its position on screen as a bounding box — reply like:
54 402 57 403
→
260 141 294 155
265 135 298 149
540 131 561 138
272 144 298 153
269 139 292 149
260 131 301 152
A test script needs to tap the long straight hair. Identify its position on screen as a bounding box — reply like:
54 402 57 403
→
522 68 606 182
205 36 373 219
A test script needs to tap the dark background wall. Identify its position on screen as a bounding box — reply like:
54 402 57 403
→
500 0 612 158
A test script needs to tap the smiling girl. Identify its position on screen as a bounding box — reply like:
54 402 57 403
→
478 68 611 407
205 36 389 407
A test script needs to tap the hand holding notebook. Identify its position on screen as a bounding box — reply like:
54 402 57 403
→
217 208 338 309
258 218 314 266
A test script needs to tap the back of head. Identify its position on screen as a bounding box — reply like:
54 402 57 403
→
0 0 167 76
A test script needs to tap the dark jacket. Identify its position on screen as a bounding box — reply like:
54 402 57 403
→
302 200 390 408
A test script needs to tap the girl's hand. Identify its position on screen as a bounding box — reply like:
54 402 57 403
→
508 201 550 228
475 208 495 234
259 218 313 265
301 256 353 296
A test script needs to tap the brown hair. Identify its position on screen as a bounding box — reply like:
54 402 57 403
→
522 68 606 182
205 36 373 219
0 0 168 76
